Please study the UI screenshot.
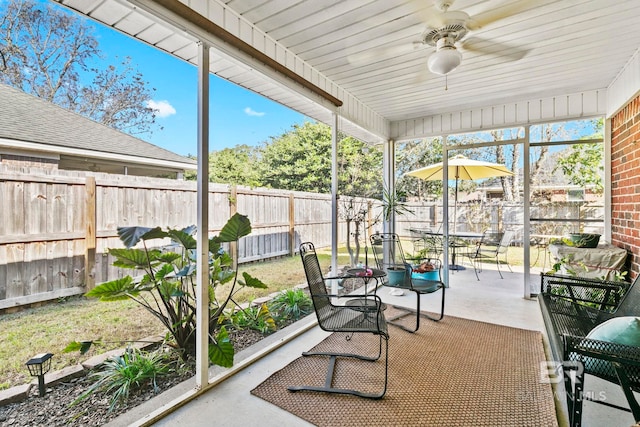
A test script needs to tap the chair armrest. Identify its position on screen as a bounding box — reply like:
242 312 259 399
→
313 292 383 306
563 334 640 385
540 273 627 312
563 334 640 421
565 335 640 364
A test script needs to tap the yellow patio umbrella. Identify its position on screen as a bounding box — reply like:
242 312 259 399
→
405 154 514 232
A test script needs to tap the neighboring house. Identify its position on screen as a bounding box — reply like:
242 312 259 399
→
0 84 196 178
472 185 601 203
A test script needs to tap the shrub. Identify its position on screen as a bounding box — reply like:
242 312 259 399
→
269 288 313 321
230 304 276 334
66 213 267 368
72 348 171 413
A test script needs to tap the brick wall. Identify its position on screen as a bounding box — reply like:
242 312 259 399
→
1 154 58 169
611 94 640 279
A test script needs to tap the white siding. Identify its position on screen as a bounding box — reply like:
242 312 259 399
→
608 49 640 117
390 90 607 141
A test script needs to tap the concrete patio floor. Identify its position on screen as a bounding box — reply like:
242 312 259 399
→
107 263 638 427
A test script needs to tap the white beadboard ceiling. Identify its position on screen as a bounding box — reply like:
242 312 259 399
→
54 0 640 144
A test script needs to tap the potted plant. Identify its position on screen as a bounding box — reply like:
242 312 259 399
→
381 187 413 222
568 233 601 248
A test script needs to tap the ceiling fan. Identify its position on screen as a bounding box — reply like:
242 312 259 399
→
419 0 530 76
348 0 533 80
420 1 473 75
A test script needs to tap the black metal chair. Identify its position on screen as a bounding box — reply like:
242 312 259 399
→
288 242 389 399
370 232 445 333
465 229 515 280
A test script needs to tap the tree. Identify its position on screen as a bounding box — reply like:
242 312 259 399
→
555 143 604 194
258 121 383 196
396 137 443 200
200 145 262 187
553 119 604 194
339 198 370 266
0 0 158 136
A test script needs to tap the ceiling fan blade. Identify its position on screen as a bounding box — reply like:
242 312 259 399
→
470 0 548 29
461 37 529 61
414 2 448 30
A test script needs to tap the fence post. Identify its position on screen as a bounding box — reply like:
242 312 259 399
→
432 204 438 227
289 193 295 255
85 176 96 290
229 185 238 262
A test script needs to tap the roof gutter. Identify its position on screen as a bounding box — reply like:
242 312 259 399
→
0 138 197 171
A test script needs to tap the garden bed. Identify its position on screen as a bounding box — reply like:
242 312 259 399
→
0 317 300 426
0 276 365 426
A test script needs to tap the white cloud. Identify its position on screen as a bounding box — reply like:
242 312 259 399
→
147 100 176 118
244 107 265 117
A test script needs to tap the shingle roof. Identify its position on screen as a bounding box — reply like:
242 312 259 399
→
0 84 196 166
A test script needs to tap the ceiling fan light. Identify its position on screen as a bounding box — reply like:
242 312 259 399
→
428 47 462 75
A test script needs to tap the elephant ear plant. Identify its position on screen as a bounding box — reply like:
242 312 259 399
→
65 213 266 368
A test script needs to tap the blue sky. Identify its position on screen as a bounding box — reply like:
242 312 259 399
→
83 8 309 157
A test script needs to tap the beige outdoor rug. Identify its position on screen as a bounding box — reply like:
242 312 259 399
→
251 308 558 426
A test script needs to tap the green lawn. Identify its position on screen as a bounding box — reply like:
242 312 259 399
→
0 242 545 389
0 248 352 389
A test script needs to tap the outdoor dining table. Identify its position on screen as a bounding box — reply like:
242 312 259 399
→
410 228 483 270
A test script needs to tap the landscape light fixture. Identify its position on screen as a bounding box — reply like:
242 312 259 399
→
26 353 53 397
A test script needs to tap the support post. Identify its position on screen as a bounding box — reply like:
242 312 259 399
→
195 41 210 389
523 126 531 298
442 140 450 287
382 139 395 235
330 112 339 293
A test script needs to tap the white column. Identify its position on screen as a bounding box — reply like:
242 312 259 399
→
442 141 450 287
331 112 339 293
195 41 210 388
382 139 395 235
523 126 531 298
604 118 612 243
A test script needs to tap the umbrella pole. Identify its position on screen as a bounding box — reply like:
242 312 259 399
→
453 176 458 234
450 174 466 271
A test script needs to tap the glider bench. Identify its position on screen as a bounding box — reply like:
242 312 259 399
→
538 272 640 427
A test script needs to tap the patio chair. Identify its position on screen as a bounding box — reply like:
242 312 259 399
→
409 227 443 261
465 229 515 280
370 233 445 333
288 242 389 399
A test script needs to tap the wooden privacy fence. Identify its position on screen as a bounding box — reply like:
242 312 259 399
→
397 201 605 246
0 166 604 310
0 168 386 310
